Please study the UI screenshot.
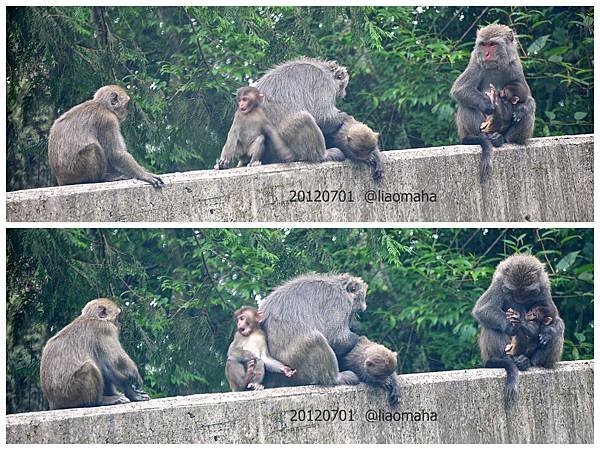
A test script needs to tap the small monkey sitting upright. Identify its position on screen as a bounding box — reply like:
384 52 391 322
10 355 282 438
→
225 306 296 391
215 87 293 170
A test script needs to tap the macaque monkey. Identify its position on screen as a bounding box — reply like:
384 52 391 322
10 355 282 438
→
225 306 296 391
40 298 150 409
48 85 164 187
215 86 293 169
340 336 400 406
451 24 536 181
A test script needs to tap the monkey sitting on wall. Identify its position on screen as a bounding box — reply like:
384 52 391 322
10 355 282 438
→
225 306 296 391
330 116 381 163
339 336 400 406
215 87 293 170
451 24 536 181
40 298 150 410
48 85 164 187
472 254 563 408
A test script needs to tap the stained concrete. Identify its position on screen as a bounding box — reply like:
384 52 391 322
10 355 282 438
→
6 134 593 222
5 360 593 444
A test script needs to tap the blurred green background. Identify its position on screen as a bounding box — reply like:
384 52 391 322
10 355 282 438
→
6 228 593 413
7 6 593 191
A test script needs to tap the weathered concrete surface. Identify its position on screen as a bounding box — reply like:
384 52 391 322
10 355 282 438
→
6 360 593 444
6 134 593 222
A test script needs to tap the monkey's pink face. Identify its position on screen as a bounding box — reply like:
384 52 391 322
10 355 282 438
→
480 41 498 61
236 313 256 336
238 95 256 114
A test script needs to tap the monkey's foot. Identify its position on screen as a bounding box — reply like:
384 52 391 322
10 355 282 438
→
247 383 264 390
248 161 262 167
128 389 151 402
384 375 400 407
513 355 532 371
489 132 505 147
102 394 131 406
336 370 360 385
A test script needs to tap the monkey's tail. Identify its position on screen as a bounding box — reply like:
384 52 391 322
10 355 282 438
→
462 135 493 182
485 357 519 410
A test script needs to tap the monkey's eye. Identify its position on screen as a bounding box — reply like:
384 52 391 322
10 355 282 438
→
366 361 373 367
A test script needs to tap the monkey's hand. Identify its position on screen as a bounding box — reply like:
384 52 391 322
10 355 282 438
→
481 99 495 116
214 158 230 170
505 308 520 324
282 366 296 378
538 327 554 346
142 173 164 188
383 375 399 407
503 320 518 336
246 359 255 373
128 386 151 402
512 110 525 123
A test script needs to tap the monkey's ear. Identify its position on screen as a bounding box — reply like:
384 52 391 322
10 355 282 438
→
110 92 119 106
511 96 520 105
257 93 265 104
507 29 515 42
543 317 553 325
374 132 380 139
256 309 264 323
98 306 108 318
392 352 397 357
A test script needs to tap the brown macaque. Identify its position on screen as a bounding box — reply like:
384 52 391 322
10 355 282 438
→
48 85 164 188
215 86 293 170
331 116 380 161
339 336 400 406
40 298 150 410
472 254 564 409
225 306 296 391
451 24 536 181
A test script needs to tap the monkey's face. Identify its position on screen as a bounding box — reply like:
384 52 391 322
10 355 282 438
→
501 277 542 305
236 88 264 114
364 346 398 383
475 37 508 69
236 311 258 336
344 276 368 313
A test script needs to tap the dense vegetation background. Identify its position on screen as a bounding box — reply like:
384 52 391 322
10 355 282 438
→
7 6 593 191
7 228 593 413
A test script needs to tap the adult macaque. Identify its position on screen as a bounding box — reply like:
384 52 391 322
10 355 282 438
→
215 87 293 170
451 24 536 181
256 58 384 180
40 298 150 410
225 306 296 391
472 254 563 408
48 85 164 187
260 273 368 387
339 336 400 406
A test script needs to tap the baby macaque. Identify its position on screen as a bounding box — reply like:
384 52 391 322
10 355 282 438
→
225 306 296 391
215 86 293 169
505 306 554 357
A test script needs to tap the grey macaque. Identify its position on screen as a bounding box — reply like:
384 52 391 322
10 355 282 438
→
451 24 536 181
472 254 563 408
225 306 296 391
48 85 164 187
40 298 150 409
259 273 368 387
255 58 384 180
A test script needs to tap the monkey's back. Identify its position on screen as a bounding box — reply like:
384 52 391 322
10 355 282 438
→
40 318 109 405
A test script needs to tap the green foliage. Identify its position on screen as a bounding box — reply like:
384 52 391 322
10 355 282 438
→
7 228 593 413
7 6 593 190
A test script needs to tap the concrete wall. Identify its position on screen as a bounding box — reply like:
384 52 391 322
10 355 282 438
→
6 134 593 223
6 360 593 444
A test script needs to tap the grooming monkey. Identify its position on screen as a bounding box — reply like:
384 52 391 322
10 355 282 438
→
40 298 150 409
451 24 536 181
48 85 164 187
225 306 296 391
215 86 293 169
472 254 563 408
